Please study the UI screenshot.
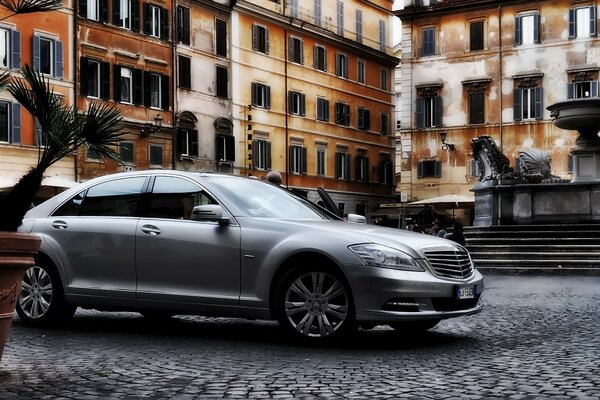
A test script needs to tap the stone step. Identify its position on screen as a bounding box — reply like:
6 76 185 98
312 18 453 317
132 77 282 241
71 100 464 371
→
470 251 600 260
464 230 600 239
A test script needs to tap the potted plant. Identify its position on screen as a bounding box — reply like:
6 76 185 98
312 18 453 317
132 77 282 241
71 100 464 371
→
0 1 125 363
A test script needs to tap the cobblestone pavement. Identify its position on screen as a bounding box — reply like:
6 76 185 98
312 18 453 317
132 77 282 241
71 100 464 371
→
1 273 599 399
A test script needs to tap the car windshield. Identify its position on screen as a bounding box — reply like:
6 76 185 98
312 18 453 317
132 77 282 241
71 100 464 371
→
207 176 331 220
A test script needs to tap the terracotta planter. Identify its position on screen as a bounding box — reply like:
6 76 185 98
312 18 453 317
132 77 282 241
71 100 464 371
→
0 232 41 364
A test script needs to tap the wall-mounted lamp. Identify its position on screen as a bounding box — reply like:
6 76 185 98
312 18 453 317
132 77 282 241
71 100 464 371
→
440 131 455 151
141 114 163 137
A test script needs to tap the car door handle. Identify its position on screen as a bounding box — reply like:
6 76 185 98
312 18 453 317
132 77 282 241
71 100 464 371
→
141 225 161 236
51 220 68 230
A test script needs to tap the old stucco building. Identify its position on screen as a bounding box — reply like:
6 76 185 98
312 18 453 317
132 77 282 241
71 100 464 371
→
395 0 596 222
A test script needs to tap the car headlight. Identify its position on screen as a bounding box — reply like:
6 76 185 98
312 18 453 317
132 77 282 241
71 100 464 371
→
348 244 425 272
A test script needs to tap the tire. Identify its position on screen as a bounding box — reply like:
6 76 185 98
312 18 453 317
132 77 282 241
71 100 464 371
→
388 319 441 333
16 258 76 326
275 266 356 341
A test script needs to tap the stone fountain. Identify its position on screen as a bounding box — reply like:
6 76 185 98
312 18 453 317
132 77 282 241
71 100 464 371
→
471 98 600 226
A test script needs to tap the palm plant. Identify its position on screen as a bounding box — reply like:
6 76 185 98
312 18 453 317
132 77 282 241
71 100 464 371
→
0 66 125 231
0 0 62 20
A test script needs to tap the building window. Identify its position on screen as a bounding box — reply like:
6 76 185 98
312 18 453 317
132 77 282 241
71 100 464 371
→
357 107 370 130
379 20 386 52
0 101 20 144
80 57 109 99
120 141 134 163
469 91 485 125
288 91 306 116
515 13 540 45
0 27 19 69
289 37 303 64
216 66 228 98
314 0 321 27
357 59 365 84
380 113 389 135
336 53 348 78
335 102 350 126
253 138 271 170
149 145 163 167
217 134 234 162
144 4 167 40
313 45 327 71
569 6 596 38
115 0 134 30
421 27 436 56
252 24 269 54
114 65 142 105
568 80 598 98
514 86 543 121
178 55 191 89
79 0 108 22
355 151 369 182
336 1 344 36
177 128 198 157
216 18 227 57
144 71 168 110
417 160 441 178
335 150 351 180
380 68 389 91
470 21 484 51
33 35 63 78
289 144 307 175
355 10 362 43
380 158 393 185
316 97 329 122
290 0 298 18
118 67 133 104
251 82 271 108
176 5 190 45
416 92 442 128
316 146 326 176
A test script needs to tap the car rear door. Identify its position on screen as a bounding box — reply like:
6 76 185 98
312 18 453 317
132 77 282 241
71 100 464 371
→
135 175 241 306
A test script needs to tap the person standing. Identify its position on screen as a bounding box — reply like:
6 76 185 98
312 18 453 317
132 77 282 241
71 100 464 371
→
445 222 466 246
266 171 283 186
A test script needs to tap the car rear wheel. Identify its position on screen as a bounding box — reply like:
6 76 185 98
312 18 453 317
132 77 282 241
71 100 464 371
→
276 267 356 341
388 319 441 333
16 258 76 326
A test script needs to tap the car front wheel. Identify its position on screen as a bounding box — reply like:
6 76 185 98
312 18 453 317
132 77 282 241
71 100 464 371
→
276 267 356 341
16 259 76 326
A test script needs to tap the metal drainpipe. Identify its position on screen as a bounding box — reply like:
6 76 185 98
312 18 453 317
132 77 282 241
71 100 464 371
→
73 1 78 182
498 4 503 150
172 8 177 171
284 28 289 187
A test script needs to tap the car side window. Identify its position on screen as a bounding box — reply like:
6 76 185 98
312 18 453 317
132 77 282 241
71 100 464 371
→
149 176 217 220
52 191 86 216
78 177 146 217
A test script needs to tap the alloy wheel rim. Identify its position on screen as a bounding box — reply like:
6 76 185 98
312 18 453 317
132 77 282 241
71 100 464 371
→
284 272 349 338
19 266 53 319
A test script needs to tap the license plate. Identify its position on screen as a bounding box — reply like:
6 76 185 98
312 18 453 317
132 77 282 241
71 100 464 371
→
456 285 476 299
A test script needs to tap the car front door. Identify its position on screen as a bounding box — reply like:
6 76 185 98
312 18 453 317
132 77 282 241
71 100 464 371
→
135 176 241 306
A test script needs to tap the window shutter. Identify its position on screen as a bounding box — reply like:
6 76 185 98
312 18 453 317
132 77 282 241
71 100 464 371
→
513 88 522 121
226 135 235 161
113 65 121 101
252 141 258 169
179 7 190 45
191 129 198 156
288 37 294 61
416 98 423 128
177 129 186 155
592 81 599 97
266 141 272 170
302 147 307 174
100 0 109 22
335 54 341 75
345 154 351 180
300 40 304 63
417 161 424 179
101 61 110 99
251 82 257 105
161 74 168 110
590 6 597 36
567 83 574 99
288 146 294 171
434 160 442 178
534 87 543 120
32 35 40 71
112 0 119 24
324 99 329 121
80 57 89 96
79 0 87 17
365 157 370 181
313 45 317 68
216 19 226 56
10 30 20 69
265 28 270 54
252 25 257 51
132 0 140 32
434 96 442 127
10 103 20 144
533 14 540 43
287 91 293 114
265 85 271 109
335 153 341 178
143 3 151 35
365 110 370 130
515 16 522 45
300 93 306 116
160 8 169 40
354 156 360 181
569 9 576 38
55 40 63 78
133 68 143 105
568 154 573 174
143 71 151 107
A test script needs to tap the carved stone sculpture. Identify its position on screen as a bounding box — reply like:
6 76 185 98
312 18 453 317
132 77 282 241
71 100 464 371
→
472 135 520 181
517 148 567 183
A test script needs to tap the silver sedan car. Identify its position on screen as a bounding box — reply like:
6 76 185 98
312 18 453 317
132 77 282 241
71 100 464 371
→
18 170 483 341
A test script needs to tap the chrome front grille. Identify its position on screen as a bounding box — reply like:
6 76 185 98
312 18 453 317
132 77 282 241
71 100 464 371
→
423 248 474 279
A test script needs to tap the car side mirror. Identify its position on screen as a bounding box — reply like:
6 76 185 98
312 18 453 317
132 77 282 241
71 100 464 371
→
346 213 366 224
191 204 230 225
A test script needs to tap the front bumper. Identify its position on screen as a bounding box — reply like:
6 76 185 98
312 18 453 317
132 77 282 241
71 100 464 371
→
343 263 484 323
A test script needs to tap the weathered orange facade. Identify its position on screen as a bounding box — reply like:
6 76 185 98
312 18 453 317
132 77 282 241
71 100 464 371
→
75 0 174 180
233 0 399 217
395 0 593 221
